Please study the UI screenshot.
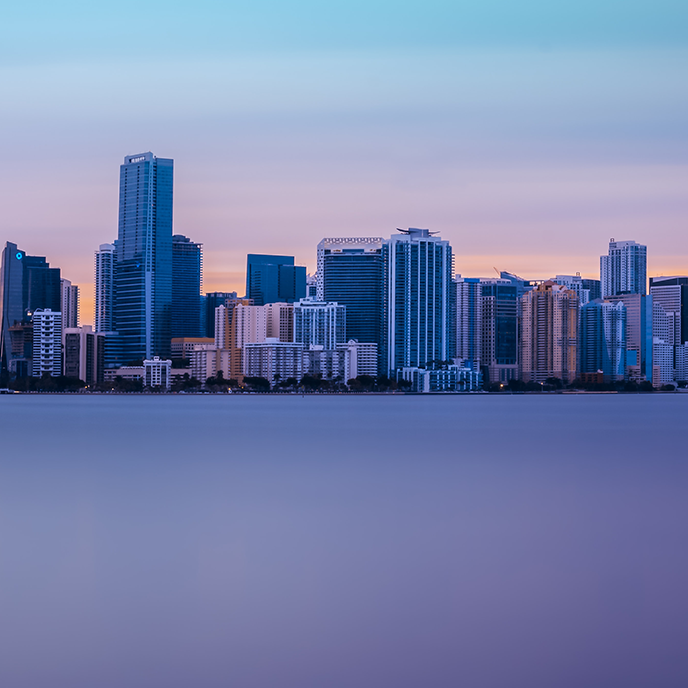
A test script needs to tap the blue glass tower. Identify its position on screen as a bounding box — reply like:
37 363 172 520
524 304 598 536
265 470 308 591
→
1 242 61 377
246 255 306 306
171 234 202 338
382 228 455 375
318 238 384 370
114 152 173 362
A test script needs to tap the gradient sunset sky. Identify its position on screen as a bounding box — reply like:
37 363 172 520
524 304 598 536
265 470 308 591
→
3 1 687 324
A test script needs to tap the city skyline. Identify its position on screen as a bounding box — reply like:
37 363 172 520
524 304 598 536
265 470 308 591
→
4 1 687 326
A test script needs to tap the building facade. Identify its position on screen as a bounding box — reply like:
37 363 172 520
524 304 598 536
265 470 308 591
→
601 239 647 298
454 276 482 370
94 243 116 333
1 242 61 377
144 357 172 389
246 254 306 306
337 340 378 381
265 302 294 342
318 237 385 371
63 326 106 384
293 299 346 350
604 293 653 382
479 278 518 384
60 279 79 330
31 309 62 377
171 234 203 338
382 228 455 376
243 339 304 384
114 152 174 362
579 300 626 381
520 281 579 384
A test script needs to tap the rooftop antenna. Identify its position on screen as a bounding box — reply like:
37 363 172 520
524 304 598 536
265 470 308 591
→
493 267 500 277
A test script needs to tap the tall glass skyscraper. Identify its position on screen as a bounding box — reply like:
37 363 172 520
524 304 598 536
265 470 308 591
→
171 234 202 338
317 238 384 366
480 278 518 383
382 228 455 375
114 152 173 362
0 242 61 377
95 243 115 333
601 239 647 298
579 299 627 381
246 255 306 306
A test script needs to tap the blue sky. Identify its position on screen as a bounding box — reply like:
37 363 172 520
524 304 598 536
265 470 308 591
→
2 1 687 320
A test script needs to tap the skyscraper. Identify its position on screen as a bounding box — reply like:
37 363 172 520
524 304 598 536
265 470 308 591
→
601 239 647 298
1 242 61 377
382 228 455 375
114 152 173 362
293 299 346 350
649 276 688 347
604 293 653 382
246 254 306 306
520 281 579 384
171 234 202 338
553 274 601 305
95 243 116 333
579 300 626 381
60 278 79 329
203 291 237 339
454 276 482 369
317 237 385 366
480 278 518 383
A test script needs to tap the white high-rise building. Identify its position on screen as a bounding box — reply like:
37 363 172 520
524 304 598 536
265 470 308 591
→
31 309 62 377
454 276 482 369
60 279 79 330
293 299 346 350
144 356 172 390
601 240 647 298
95 243 115 333
336 340 378 380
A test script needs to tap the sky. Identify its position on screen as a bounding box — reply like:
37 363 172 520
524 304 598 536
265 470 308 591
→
2 1 687 324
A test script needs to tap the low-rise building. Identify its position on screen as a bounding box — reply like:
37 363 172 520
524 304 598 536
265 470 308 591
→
398 363 482 393
144 357 172 390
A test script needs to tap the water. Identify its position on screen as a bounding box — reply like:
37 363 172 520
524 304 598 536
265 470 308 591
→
0 395 686 688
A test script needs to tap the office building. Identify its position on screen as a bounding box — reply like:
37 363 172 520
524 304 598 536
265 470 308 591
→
306 274 317 299
293 299 346 350
398 362 482 393
553 274 601 305
479 278 518 384
605 294 653 381
203 291 237 339
31 309 62 377
1 242 61 376
171 234 202 338
144 356 172 390
63 326 106 384
454 276 482 369
170 337 215 359
579 300 626 381
114 152 173 363
337 340 378 381
60 279 79 330
265 302 294 342
601 239 647 298
95 243 116 333
382 228 455 375
246 254 306 306
649 276 688 366
317 238 385 368
520 281 579 384
243 339 305 384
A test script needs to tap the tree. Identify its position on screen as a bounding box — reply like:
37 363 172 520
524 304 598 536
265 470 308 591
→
243 376 271 392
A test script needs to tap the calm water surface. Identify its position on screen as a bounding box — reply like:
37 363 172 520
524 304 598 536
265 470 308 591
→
0 395 686 688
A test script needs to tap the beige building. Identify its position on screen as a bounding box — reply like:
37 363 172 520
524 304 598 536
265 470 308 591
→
520 281 579 384
265 302 294 342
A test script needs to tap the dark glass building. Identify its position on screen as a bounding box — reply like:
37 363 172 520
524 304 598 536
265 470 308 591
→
480 279 518 383
0 242 60 377
203 291 238 339
114 152 173 362
171 235 202 338
246 254 306 306
318 238 384 368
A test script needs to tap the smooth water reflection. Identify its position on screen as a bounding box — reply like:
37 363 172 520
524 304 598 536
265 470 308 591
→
0 395 686 688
